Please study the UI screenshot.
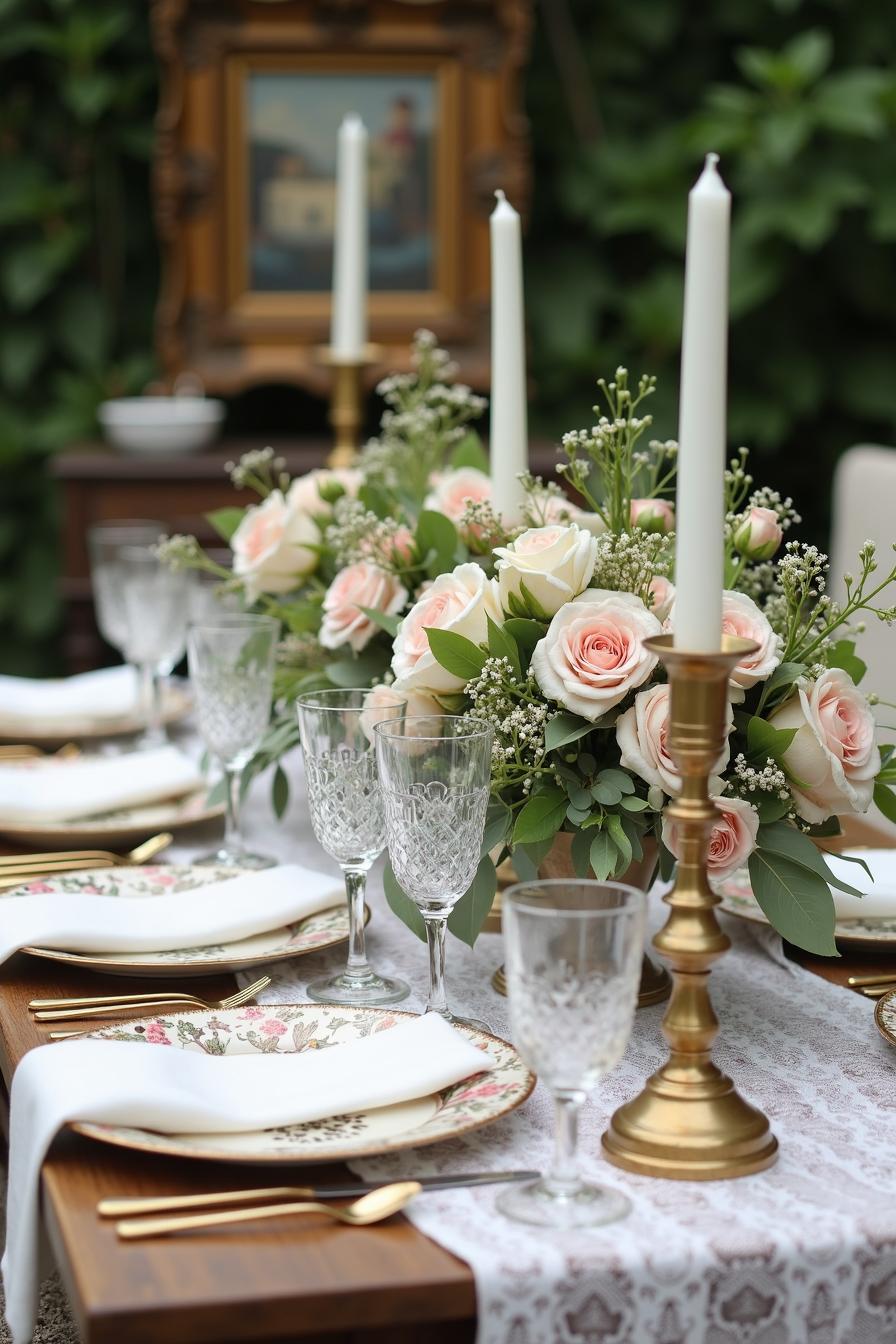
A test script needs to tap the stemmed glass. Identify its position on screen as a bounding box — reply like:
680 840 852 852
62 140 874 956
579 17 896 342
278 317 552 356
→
119 544 192 747
87 519 166 722
296 688 409 1006
374 715 493 1027
497 879 644 1228
187 615 279 869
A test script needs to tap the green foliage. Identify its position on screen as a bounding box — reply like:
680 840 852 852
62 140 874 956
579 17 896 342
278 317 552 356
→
0 0 158 671
526 2 896 540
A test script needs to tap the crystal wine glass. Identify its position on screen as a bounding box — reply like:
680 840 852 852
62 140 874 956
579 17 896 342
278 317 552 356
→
187 614 279 868
88 519 166 721
296 688 410 1006
497 879 644 1229
374 714 493 1028
119 544 192 747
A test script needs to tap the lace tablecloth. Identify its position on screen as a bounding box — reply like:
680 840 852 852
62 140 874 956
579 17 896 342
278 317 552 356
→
170 763 896 1344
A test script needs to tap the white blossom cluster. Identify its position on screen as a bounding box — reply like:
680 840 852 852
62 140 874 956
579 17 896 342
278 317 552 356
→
225 447 288 493
324 498 411 573
464 657 553 793
732 753 790 801
277 633 329 669
459 498 512 552
590 529 672 603
155 533 202 569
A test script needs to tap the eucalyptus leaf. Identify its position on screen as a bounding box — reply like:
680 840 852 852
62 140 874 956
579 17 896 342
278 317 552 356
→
502 618 546 670
607 813 633 869
748 850 838 956
486 614 521 679
874 782 896 825
425 628 487 681
206 507 246 544
544 712 594 752
447 856 497 947
359 606 401 638
271 765 289 819
590 830 616 881
383 862 427 942
513 785 568 844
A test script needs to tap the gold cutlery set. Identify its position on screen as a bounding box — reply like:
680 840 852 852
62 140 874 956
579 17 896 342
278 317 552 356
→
0 832 172 890
847 972 896 998
28 977 273 1037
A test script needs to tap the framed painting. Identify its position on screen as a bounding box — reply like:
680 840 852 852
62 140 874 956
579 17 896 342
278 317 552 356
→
152 0 531 396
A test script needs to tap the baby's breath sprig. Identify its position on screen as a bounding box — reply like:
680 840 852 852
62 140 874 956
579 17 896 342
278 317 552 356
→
590 529 673 606
779 538 896 665
324 498 416 576
224 447 290 498
462 657 556 799
459 499 513 555
559 367 659 533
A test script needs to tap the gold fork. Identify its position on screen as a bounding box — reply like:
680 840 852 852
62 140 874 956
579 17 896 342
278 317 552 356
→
30 975 271 1021
0 833 172 888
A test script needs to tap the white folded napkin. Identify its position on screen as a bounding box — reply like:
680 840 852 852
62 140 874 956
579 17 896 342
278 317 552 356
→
828 849 896 920
0 863 344 965
0 746 202 824
0 666 138 727
1 1013 490 1344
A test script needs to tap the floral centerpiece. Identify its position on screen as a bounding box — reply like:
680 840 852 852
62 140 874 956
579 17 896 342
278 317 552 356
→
163 335 896 957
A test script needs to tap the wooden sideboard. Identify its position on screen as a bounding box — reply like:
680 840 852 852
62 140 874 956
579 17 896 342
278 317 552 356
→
53 437 564 672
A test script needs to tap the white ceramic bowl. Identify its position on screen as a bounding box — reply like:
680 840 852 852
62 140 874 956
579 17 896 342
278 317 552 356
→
98 397 226 455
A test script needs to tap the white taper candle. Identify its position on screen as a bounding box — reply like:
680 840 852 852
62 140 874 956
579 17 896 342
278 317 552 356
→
330 114 368 360
673 153 731 651
489 190 528 522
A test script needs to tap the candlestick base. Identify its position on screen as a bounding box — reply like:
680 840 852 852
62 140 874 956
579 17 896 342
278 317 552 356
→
316 345 383 468
601 634 778 1182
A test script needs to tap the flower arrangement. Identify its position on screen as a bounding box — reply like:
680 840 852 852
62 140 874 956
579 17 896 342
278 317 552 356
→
163 337 896 958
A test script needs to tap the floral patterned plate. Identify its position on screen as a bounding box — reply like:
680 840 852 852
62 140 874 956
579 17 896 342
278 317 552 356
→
0 786 224 849
69 1004 536 1164
874 991 896 1048
719 868 896 950
0 681 192 747
4 865 352 977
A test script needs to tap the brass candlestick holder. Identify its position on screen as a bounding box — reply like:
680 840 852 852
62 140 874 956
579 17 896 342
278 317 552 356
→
316 344 382 468
602 633 778 1181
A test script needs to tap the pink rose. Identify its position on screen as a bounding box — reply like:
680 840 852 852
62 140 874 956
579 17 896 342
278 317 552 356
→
287 468 362 518
261 1018 287 1036
616 682 732 797
526 489 606 536
721 591 782 691
769 669 880 823
631 498 675 534
319 561 408 653
391 562 501 694
424 467 492 523
531 589 662 721
361 683 440 743
663 794 759 882
647 575 675 622
231 489 318 600
734 506 783 562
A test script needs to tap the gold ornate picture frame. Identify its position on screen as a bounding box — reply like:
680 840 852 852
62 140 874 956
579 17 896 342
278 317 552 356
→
152 0 531 395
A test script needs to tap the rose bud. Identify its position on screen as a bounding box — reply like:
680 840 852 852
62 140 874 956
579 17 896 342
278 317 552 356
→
733 506 783 562
630 498 675 534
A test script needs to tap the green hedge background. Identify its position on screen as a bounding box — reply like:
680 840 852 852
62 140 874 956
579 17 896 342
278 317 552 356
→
2 0 895 671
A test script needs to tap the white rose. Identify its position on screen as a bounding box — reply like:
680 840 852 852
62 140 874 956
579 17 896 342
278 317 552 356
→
531 589 663 721
721 590 782 691
391 562 501 694
616 681 732 796
231 489 318 601
287 468 362 518
319 562 408 653
424 467 492 522
495 524 598 617
770 669 881 823
361 684 444 744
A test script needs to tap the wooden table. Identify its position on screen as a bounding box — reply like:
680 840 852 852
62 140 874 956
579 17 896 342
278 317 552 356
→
2 819 891 1342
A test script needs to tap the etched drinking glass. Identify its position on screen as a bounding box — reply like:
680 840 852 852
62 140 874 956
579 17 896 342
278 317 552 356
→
374 715 493 1027
187 615 279 869
497 879 644 1228
119 544 192 747
88 520 166 727
296 688 409 1006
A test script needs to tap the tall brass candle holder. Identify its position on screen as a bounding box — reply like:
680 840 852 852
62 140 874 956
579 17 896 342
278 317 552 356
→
316 345 382 469
602 633 778 1181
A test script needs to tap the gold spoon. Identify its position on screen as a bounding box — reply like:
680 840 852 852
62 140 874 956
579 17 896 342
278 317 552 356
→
115 1181 421 1240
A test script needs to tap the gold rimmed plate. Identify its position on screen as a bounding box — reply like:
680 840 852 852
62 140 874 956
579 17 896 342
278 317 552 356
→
67 1004 535 1164
3 864 352 977
0 786 224 849
874 990 896 1047
0 681 192 747
718 869 896 951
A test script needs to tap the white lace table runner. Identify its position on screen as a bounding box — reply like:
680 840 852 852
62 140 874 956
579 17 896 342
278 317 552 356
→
169 763 896 1344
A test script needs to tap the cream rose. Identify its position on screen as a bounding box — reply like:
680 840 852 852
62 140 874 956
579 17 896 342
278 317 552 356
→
391 562 501 694
720 590 782 691
287 468 361 518
531 589 663 721
647 575 675 622
630 498 675 534
424 467 492 522
769 669 881 823
361 684 443 743
319 562 408 653
495 524 598 618
616 683 732 796
231 489 319 600
663 795 759 882
527 489 606 535
733 506 783 561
